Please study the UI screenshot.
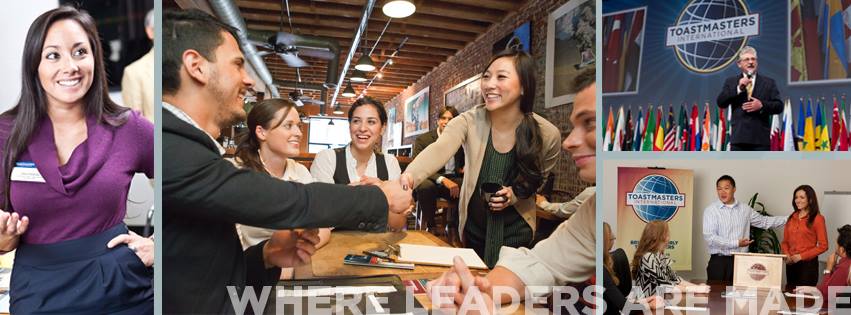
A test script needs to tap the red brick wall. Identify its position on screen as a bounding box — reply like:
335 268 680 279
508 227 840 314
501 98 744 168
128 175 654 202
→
384 0 590 200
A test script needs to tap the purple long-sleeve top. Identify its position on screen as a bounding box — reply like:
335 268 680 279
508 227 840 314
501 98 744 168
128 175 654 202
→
0 110 153 244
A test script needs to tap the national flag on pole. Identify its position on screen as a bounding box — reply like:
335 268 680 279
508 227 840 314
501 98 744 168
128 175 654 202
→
791 0 808 80
677 105 688 151
613 106 626 151
664 106 677 151
826 0 849 79
841 96 850 151
642 106 656 151
710 105 719 150
725 106 732 150
633 108 644 151
782 99 796 151
689 103 699 151
700 104 711 151
803 100 816 151
603 107 614 151
796 99 807 150
624 109 634 151
802 0 824 79
603 14 625 92
832 97 842 150
770 108 782 151
654 108 665 151
816 101 831 151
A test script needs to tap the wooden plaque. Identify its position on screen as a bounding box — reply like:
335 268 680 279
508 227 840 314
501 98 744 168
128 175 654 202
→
732 252 785 290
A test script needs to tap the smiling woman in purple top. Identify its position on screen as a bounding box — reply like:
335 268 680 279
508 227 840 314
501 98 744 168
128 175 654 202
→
0 6 153 314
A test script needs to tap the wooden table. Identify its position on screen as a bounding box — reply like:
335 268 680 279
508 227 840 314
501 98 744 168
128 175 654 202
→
658 284 825 314
295 230 536 314
294 230 455 281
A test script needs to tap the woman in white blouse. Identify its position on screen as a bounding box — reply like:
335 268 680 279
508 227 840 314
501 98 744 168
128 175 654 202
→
310 96 401 185
233 98 331 279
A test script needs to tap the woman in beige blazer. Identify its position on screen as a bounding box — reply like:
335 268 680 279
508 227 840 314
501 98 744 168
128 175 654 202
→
401 50 560 267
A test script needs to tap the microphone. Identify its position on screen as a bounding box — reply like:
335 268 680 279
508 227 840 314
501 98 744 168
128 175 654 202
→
740 71 753 91
746 71 753 79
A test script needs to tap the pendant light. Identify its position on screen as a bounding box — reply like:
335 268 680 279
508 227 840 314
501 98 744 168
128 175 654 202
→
342 81 356 98
382 0 416 18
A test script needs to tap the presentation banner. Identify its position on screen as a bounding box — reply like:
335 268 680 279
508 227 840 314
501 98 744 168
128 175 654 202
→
616 167 694 270
602 0 849 117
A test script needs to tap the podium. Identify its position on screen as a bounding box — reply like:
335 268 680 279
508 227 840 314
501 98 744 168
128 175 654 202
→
732 252 785 290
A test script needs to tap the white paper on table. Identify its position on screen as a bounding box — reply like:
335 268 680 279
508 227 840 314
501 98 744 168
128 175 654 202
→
397 244 487 269
277 286 397 297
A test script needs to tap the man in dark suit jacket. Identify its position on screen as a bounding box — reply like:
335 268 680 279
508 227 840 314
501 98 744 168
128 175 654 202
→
412 107 465 233
716 46 784 151
161 10 411 314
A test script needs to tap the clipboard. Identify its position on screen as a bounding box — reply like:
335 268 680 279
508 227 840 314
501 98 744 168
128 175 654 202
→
396 244 488 269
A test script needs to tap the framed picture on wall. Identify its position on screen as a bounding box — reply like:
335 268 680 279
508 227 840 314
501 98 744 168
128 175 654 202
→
492 21 531 54
404 87 430 137
602 7 646 95
383 107 397 151
444 74 483 114
546 0 596 108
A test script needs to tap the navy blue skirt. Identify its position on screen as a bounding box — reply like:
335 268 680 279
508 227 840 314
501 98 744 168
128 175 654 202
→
10 224 153 314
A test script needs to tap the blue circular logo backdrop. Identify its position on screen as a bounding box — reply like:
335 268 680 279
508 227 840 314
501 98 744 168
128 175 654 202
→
630 175 682 222
673 0 750 73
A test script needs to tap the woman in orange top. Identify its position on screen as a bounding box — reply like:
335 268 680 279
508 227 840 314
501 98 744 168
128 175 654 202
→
781 185 828 288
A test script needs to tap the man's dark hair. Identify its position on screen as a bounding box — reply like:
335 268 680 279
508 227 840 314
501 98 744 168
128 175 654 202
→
162 9 240 95
439 106 459 118
716 175 736 188
838 225 851 254
571 67 595 94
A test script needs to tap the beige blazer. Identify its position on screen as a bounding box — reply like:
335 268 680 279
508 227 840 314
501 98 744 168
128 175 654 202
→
121 49 154 122
405 105 561 238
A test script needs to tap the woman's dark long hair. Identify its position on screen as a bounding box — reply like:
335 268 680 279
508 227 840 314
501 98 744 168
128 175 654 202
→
1 6 129 210
482 49 543 199
790 185 820 228
234 98 297 174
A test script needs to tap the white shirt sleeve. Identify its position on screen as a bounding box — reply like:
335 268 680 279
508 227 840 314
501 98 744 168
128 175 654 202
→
310 149 337 184
385 154 402 181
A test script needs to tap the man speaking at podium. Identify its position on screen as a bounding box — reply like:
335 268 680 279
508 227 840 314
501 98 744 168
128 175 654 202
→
716 46 783 151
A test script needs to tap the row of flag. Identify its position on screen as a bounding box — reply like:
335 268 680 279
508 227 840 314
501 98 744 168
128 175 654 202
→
602 96 850 152
789 0 851 81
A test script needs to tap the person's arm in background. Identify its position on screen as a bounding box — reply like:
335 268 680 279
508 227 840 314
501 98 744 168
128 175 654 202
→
748 205 788 230
703 206 740 250
309 149 336 184
536 186 595 219
799 215 829 261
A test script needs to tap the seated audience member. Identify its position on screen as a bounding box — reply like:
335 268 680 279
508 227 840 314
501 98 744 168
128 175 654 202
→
311 96 401 185
401 50 562 267
412 106 465 233
424 67 596 314
633 221 708 298
603 222 663 314
536 186 595 219
604 222 632 297
232 98 332 279
781 185 828 288
795 224 851 309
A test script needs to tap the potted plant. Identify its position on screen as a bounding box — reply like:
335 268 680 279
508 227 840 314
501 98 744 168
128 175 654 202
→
747 193 781 254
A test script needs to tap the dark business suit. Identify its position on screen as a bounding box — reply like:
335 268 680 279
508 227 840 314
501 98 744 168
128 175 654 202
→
412 129 465 231
716 73 783 150
163 109 389 314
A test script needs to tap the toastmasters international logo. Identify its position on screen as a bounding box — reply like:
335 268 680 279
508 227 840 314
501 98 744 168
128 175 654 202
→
666 0 760 73
626 174 686 222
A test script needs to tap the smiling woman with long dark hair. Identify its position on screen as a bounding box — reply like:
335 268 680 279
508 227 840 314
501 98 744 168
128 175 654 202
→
0 6 153 313
401 49 561 267
781 185 828 288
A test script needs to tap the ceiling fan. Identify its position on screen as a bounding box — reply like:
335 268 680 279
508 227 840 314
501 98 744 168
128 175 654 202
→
250 0 336 68
288 90 324 106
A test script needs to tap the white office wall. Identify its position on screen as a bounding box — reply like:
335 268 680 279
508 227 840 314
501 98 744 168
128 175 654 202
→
0 1 59 112
602 159 851 281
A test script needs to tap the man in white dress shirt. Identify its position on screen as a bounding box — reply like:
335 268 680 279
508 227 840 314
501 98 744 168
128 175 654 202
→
703 175 787 282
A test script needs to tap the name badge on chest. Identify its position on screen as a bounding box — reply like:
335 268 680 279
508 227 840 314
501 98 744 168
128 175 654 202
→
11 161 46 183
